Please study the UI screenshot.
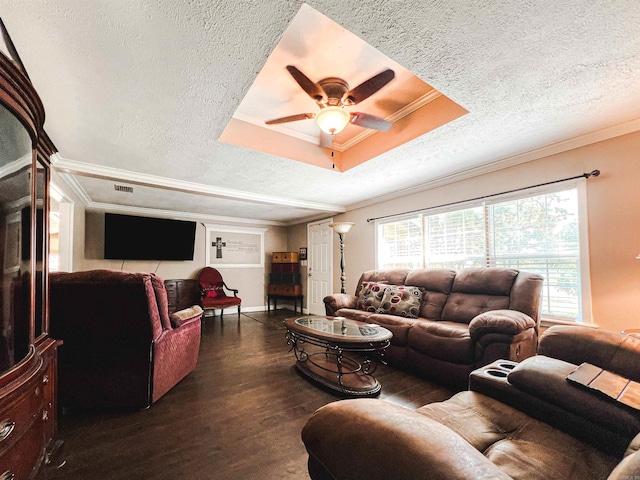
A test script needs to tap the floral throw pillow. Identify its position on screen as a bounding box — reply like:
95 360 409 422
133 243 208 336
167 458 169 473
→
378 285 422 318
356 282 388 312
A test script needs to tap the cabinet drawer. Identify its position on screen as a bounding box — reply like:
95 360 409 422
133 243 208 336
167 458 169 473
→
0 364 47 478
271 263 300 274
0 381 44 456
268 284 302 296
0 414 44 480
272 252 299 263
269 274 301 285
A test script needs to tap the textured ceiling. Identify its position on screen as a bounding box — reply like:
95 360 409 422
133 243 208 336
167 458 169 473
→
2 1 640 225
223 4 467 171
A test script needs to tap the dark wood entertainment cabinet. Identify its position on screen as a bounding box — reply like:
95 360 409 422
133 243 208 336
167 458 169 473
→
0 19 62 478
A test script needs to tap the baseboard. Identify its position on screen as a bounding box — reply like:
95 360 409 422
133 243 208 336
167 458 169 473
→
205 305 302 315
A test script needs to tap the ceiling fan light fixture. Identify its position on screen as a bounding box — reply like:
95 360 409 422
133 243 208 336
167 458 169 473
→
315 106 350 135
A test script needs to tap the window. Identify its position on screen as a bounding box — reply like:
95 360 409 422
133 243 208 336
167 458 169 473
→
376 184 590 322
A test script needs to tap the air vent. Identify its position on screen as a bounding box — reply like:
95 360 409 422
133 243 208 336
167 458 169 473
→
114 184 133 193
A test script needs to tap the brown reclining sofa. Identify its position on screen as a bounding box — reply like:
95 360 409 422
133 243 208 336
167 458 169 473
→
302 326 640 480
323 267 543 389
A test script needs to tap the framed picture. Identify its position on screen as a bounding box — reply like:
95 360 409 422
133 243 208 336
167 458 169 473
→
298 247 307 260
205 224 267 268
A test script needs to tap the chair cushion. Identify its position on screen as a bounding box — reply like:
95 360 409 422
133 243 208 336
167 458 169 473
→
201 296 241 308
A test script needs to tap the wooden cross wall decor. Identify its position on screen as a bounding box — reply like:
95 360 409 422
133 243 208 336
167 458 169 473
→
212 237 226 258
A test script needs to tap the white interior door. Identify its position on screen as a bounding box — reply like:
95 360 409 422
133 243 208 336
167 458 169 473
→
307 220 333 315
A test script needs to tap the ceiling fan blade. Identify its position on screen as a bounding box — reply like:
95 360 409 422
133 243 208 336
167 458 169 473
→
265 113 315 125
350 112 392 132
319 131 333 148
286 65 325 101
345 69 395 105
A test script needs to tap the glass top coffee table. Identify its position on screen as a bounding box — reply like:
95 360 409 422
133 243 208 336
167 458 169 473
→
285 316 392 396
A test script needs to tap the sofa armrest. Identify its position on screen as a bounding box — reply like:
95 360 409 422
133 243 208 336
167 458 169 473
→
302 399 512 480
469 309 536 340
169 305 203 328
323 294 357 316
539 325 640 382
508 355 640 440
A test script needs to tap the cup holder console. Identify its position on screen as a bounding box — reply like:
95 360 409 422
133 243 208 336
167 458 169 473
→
472 359 519 384
484 369 508 378
470 359 519 393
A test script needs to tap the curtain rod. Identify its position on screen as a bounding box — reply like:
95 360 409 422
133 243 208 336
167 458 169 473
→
366 170 600 223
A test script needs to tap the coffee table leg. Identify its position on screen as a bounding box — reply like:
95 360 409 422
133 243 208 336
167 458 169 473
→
335 347 344 386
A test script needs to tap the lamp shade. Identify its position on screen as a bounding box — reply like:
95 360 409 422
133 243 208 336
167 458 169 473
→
329 222 354 234
315 106 350 135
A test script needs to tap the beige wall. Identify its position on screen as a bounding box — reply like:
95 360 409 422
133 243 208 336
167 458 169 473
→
83 211 288 309
83 211 289 309
47 183 289 309
289 131 640 334
52 130 640 329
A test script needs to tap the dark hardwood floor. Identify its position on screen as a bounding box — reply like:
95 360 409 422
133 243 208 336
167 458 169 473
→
50 310 453 480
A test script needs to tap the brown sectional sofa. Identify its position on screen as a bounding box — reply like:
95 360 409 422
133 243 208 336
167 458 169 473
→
323 267 543 389
302 326 640 480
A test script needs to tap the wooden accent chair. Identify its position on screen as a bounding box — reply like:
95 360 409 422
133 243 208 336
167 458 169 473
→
197 267 241 318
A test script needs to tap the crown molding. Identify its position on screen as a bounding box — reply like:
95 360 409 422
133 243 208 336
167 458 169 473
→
53 157 345 213
58 172 93 205
347 117 640 211
86 201 287 227
332 90 442 152
57 172 289 226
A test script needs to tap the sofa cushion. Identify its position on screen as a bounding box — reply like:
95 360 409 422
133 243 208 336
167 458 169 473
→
451 267 519 295
356 282 388 312
408 320 474 364
442 292 510 324
367 313 417 346
405 268 456 293
378 285 422 318
417 391 618 480
355 269 409 295
419 291 450 320
335 308 375 323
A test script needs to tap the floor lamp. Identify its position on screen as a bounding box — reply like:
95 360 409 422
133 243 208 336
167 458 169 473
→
329 222 355 294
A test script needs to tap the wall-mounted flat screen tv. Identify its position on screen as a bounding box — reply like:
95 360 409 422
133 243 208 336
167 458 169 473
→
104 213 196 261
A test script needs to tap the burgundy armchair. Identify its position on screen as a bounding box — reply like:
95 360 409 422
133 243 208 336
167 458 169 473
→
197 267 241 318
50 270 202 409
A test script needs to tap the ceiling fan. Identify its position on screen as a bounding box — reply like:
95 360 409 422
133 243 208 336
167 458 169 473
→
265 65 395 147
